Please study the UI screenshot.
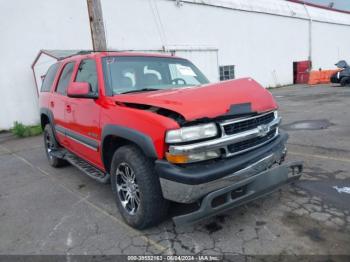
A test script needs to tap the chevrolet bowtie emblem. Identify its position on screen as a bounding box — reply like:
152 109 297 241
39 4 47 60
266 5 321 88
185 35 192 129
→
257 124 270 137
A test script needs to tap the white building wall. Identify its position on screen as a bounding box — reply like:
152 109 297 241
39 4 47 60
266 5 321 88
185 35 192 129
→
312 22 350 70
101 0 350 87
0 0 92 130
1 0 350 129
304 4 350 69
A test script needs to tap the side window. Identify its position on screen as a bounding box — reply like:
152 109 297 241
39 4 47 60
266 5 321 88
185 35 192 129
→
75 59 98 93
41 63 59 92
56 62 75 95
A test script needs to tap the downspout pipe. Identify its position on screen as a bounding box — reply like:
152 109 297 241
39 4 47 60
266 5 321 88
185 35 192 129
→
303 2 313 69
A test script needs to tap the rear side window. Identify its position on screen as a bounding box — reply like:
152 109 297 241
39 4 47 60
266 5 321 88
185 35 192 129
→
56 62 75 95
41 63 59 92
75 59 98 93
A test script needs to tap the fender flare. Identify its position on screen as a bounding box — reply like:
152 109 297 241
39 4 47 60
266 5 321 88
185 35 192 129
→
101 125 158 161
40 108 54 127
39 108 59 142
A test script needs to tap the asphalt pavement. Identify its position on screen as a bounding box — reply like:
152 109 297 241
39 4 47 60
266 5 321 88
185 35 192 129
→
0 84 349 256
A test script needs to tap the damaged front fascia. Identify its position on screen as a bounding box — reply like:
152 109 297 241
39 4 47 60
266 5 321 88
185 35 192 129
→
117 102 259 127
116 102 187 126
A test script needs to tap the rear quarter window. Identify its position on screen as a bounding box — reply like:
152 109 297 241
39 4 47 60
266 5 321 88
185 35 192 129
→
41 63 59 92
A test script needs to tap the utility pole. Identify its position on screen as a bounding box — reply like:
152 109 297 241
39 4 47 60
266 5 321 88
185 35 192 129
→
87 0 107 51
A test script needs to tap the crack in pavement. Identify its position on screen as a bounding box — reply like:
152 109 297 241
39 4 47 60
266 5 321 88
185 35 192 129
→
0 144 168 254
2 142 350 255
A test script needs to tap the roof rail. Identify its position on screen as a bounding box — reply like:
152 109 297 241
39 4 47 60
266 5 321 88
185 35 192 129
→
57 50 120 60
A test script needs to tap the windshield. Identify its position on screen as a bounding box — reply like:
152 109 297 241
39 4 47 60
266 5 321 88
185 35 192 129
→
102 56 209 95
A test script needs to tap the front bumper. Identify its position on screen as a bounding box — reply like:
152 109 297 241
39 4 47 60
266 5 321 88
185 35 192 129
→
155 131 303 225
156 131 289 203
173 161 302 225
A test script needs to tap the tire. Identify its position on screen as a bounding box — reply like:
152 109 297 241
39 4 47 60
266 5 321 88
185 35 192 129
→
340 77 350 86
43 125 67 167
110 145 169 229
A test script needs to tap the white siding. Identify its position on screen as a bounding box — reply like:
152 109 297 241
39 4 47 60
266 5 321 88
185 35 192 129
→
101 0 350 87
0 0 92 130
175 50 219 82
1 0 350 129
312 22 350 70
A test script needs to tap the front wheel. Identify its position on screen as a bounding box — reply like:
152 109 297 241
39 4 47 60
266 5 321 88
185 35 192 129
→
110 145 169 229
340 77 350 86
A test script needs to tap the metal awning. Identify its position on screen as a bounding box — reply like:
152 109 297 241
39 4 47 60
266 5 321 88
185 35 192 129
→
31 49 82 96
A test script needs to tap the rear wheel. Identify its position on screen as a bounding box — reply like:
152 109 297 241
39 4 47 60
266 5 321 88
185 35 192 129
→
43 125 67 167
110 145 168 229
340 77 350 86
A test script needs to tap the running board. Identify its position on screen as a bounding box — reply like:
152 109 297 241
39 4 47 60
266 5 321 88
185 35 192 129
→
51 149 110 184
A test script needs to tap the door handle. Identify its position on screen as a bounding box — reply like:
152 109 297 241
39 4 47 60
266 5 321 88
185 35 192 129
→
66 104 72 113
50 101 54 108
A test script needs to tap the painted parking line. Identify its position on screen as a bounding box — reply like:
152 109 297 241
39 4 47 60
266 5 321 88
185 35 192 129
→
0 144 168 254
289 151 350 164
0 145 42 155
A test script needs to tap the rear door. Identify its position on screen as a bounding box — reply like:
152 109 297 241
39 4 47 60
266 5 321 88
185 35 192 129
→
50 61 76 147
64 58 103 169
39 62 60 111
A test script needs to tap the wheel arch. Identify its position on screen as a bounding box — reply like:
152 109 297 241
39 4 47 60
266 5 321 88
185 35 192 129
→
40 108 54 129
40 107 62 146
101 125 158 174
41 114 50 130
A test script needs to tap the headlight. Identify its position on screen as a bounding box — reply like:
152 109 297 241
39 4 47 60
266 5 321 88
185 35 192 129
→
165 123 218 143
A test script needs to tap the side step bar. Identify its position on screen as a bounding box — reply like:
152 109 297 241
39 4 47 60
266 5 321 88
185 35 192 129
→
51 149 110 184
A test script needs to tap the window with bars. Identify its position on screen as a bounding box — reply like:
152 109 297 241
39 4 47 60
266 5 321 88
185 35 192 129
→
219 65 235 81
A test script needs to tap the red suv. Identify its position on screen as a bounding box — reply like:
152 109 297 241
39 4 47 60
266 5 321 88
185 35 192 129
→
39 51 302 228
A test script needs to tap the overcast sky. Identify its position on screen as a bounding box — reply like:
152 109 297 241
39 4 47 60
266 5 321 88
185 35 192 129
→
305 0 350 10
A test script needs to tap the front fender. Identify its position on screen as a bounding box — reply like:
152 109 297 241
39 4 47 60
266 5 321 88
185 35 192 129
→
101 125 158 159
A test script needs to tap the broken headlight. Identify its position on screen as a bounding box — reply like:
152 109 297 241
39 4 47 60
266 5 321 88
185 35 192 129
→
165 123 218 143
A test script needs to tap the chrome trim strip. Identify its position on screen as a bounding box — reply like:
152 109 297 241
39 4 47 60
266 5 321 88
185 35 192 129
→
66 134 99 151
55 129 65 136
169 117 280 155
54 125 99 152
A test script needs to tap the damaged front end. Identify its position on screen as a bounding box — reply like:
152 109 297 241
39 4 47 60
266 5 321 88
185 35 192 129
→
171 161 303 225
114 79 303 226
115 101 187 126
154 110 303 226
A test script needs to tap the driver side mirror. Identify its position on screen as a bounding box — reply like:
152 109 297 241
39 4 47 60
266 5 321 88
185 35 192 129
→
67 82 98 99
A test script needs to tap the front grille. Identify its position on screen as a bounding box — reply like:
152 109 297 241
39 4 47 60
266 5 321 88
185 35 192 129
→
223 112 275 135
227 128 277 153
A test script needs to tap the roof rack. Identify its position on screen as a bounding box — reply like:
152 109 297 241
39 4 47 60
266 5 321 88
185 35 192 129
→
57 50 120 60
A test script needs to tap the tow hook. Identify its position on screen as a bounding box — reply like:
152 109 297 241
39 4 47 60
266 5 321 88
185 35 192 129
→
288 161 303 176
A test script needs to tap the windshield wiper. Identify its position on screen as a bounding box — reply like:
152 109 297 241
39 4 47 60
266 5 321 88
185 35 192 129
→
120 88 160 94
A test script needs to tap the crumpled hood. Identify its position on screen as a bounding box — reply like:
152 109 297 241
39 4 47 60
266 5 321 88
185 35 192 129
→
114 78 277 121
